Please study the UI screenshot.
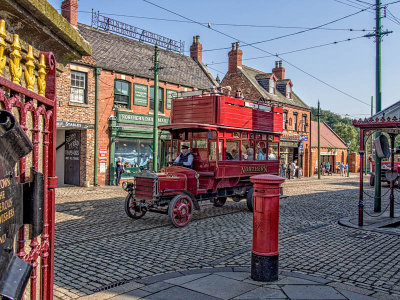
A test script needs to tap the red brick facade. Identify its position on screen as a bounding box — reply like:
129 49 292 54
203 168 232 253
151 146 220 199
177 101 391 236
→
97 70 195 185
311 148 348 174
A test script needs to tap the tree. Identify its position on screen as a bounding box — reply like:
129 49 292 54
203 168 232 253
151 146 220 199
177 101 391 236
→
332 122 359 152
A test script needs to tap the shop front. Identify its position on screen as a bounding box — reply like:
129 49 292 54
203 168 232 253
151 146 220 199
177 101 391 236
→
109 112 170 185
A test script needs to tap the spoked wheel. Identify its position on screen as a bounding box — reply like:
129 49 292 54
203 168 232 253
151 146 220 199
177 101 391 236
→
213 197 227 207
168 194 193 227
246 187 254 212
124 194 146 219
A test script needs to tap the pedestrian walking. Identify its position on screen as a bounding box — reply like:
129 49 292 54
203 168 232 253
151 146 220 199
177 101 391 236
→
326 161 331 175
291 160 297 179
115 157 124 186
321 162 325 176
339 162 344 176
281 162 287 178
287 162 292 180
345 163 349 176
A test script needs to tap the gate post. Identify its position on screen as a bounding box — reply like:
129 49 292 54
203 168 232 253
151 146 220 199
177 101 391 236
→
250 174 284 282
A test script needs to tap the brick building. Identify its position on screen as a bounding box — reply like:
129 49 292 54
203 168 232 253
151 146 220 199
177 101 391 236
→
57 0 217 186
310 121 348 174
221 43 312 176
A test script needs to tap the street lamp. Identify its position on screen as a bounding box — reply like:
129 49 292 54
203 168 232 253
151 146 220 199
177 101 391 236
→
347 140 351 177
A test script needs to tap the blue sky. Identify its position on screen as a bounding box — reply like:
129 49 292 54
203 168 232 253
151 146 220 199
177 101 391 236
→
49 0 400 119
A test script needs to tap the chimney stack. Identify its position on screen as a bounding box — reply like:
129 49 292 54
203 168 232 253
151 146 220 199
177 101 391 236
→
272 60 285 80
61 0 78 27
190 35 202 61
228 42 243 73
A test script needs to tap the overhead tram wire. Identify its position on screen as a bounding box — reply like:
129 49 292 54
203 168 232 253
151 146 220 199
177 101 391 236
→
77 10 368 32
201 5 375 52
205 34 368 66
143 0 371 107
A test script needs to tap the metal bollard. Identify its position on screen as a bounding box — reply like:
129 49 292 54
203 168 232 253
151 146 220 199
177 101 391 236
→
250 174 284 282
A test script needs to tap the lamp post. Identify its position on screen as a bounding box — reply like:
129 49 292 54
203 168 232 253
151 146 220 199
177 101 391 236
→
347 141 351 177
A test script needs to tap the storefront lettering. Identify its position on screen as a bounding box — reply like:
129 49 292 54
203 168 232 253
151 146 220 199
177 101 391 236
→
117 112 169 125
241 165 267 174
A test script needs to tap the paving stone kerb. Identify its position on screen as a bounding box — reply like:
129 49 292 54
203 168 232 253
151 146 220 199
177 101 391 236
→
53 175 400 300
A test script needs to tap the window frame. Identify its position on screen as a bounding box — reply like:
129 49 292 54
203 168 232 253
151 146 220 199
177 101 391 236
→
70 70 87 104
293 112 298 131
150 86 165 113
269 79 276 94
286 83 292 99
114 79 131 108
283 110 288 130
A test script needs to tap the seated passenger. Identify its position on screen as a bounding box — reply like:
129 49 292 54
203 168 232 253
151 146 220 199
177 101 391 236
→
231 149 239 160
257 148 267 160
244 147 254 160
226 152 233 160
174 145 194 168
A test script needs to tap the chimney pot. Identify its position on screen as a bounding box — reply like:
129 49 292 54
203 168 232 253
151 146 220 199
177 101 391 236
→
61 0 78 27
228 42 243 73
190 35 203 61
272 61 285 80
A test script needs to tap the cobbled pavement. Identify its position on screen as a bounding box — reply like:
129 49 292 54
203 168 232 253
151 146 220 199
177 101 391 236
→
53 175 400 300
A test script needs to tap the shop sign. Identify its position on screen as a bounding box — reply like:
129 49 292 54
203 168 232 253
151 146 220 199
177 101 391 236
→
280 141 299 148
166 89 178 110
117 112 170 125
321 151 337 155
300 134 308 141
99 149 108 163
134 84 148 106
56 121 94 129
299 143 304 151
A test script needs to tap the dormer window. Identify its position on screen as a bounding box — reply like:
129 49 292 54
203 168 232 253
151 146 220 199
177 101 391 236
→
286 84 292 98
269 79 275 94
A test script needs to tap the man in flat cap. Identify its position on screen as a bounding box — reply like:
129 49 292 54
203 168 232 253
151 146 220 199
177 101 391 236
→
174 145 194 169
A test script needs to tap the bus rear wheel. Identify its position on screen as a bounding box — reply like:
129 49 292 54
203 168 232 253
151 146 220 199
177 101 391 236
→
168 194 193 227
213 197 227 207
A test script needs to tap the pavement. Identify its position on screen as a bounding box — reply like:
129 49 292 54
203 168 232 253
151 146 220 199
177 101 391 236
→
54 174 400 300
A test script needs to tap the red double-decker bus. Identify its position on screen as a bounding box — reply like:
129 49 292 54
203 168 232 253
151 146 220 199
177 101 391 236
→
124 93 283 227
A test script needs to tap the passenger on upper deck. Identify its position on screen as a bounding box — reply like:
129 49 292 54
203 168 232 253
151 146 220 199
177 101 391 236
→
174 145 194 169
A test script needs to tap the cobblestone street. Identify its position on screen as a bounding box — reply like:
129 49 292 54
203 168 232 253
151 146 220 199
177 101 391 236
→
53 175 400 300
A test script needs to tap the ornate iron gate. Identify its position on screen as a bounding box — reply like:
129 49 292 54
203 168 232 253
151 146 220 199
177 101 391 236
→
0 25 57 300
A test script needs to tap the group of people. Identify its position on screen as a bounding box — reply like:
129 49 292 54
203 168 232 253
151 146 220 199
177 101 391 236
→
318 161 349 176
280 160 302 179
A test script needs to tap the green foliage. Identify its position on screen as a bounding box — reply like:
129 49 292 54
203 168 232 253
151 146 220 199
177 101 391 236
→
311 107 359 152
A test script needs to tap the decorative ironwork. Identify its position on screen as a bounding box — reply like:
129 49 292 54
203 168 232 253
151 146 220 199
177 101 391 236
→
38 54 47 96
24 45 35 90
9 34 22 84
91 11 185 54
0 19 56 299
0 20 6 75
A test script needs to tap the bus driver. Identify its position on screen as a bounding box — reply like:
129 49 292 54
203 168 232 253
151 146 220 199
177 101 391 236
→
174 145 194 169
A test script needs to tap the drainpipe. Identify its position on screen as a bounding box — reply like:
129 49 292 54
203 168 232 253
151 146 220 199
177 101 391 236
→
94 67 101 186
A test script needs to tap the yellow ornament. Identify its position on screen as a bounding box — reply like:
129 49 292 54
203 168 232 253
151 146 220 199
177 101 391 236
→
0 20 7 75
24 45 35 90
37 54 46 96
9 34 22 84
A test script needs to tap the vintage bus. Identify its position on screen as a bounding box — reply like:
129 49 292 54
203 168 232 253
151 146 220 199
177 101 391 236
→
124 92 283 227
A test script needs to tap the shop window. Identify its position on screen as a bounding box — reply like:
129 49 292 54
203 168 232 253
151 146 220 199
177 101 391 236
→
115 139 153 169
268 142 279 160
293 113 298 131
242 140 253 160
70 71 87 103
150 86 164 113
114 80 131 108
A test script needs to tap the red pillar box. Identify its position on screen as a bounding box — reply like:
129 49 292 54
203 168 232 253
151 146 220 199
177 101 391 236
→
250 174 285 282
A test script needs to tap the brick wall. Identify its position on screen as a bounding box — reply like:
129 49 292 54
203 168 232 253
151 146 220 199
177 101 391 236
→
97 70 194 185
56 63 96 186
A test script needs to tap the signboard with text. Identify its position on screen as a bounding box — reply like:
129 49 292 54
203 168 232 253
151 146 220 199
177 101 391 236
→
166 89 178 110
134 84 148 106
117 112 170 125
